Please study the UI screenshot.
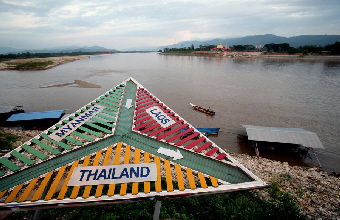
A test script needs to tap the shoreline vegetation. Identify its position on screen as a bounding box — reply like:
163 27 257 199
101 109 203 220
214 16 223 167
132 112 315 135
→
1 128 339 219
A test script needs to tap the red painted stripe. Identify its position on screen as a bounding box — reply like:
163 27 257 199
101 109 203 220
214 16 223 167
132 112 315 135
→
148 119 184 136
133 120 156 130
185 136 206 149
140 123 160 133
206 147 219 156
135 103 163 114
157 124 188 140
175 132 200 146
136 95 152 102
137 92 150 98
166 128 194 143
135 101 157 110
136 98 154 105
134 116 152 125
163 109 171 113
216 153 226 160
195 142 212 153
134 112 148 120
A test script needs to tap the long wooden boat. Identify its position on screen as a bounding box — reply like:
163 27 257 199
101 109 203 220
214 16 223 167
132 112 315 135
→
190 103 215 115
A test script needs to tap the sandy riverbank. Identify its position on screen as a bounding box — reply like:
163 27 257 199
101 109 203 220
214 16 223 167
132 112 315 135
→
1 127 339 219
0 55 92 70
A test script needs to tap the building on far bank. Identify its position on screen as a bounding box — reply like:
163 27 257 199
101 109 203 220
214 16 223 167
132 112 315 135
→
211 43 231 52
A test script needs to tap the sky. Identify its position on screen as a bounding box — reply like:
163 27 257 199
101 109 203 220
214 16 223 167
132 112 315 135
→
0 0 339 50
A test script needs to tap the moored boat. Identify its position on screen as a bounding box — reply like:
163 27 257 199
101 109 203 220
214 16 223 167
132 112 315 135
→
190 103 215 115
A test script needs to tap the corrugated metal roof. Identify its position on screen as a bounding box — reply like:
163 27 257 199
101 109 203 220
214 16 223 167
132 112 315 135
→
241 125 324 149
6 110 67 122
0 106 17 114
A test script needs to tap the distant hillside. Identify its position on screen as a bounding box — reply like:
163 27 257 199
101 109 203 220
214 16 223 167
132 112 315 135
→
159 34 340 49
0 46 118 54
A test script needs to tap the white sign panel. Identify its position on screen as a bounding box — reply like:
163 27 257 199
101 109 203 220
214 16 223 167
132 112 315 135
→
67 163 158 186
146 106 176 128
49 105 104 141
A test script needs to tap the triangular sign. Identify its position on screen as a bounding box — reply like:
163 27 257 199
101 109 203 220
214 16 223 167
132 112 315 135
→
0 77 266 210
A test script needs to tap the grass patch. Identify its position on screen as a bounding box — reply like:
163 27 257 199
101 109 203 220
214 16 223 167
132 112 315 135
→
6 189 308 220
0 128 19 151
15 61 53 68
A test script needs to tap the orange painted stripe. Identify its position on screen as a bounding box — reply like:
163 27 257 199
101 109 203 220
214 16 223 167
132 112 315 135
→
154 156 162 192
198 173 207 188
70 155 91 199
17 178 39 202
57 160 79 200
83 150 103 199
32 171 54 201
186 168 196 190
164 160 173 192
108 142 122 196
44 165 67 201
5 184 23 203
132 149 141 195
143 152 151 194
210 176 219 187
175 164 185 191
119 145 131 196
95 146 113 198
0 190 7 199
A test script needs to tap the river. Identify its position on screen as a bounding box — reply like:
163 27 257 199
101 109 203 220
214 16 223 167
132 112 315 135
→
0 53 339 173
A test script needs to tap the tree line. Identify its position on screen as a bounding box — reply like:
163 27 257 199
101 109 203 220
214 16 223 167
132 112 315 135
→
161 41 340 55
0 51 115 61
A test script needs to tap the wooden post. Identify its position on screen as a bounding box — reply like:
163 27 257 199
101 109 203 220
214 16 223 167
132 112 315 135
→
255 142 260 157
312 148 322 168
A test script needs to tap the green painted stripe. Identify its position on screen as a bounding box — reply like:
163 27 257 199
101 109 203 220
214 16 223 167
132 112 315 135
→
109 91 122 96
106 93 121 100
64 136 83 146
0 158 20 171
96 113 115 122
91 117 113 128
10 151 35 166
102 95 121 104
102 110 116 117
85 122 112 133
31 139 61 155
40 133 73 150
97 99 120 108
92 103 118 112
22 145 49 160
72 131 94 142
77 126 104 138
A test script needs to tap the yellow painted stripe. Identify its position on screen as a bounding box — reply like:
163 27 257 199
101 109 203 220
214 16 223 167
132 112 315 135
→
70 155 91 199
83 150 103 199
175 164 185 191
44 165 67 201
154 156 162 192
108 142 122 196
143 152 150 194
164 160 173 192
198 173 207 188
132 149 141 195
210 176 219 187
18 178 39 202
119 145 131 196
5 184 23 203
57 160 79 200
95 146 113 198
32 171 54 201
0 190 7 199
186 168 196 190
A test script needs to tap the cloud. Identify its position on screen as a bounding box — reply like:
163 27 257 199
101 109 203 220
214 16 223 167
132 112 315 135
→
0 0 339 50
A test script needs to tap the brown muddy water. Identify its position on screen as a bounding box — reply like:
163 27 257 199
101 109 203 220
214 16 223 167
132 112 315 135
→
0 53 339 173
